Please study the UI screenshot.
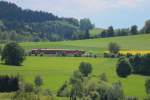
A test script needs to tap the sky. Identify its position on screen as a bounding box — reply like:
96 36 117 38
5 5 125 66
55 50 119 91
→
2 0 150 28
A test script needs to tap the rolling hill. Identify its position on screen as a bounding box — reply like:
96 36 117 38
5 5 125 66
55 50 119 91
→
19 34 150 54
0 34 150 99
90 28 104 37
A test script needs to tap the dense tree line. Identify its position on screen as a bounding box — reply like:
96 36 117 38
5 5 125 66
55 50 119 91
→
129 54 150 75
0 1 94 43
0 75 19 92
99 20 150 38
116 54 150 77
0 1 58 23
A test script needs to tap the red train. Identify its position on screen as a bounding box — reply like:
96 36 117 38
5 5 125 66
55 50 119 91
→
31 49 85 56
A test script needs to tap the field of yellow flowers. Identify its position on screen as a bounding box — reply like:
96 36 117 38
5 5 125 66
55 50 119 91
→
119 50 150 55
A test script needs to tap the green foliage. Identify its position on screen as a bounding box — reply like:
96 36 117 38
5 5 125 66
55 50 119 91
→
144 20 150 33
11 92 38 100
0 46 2 55
34 75 43 87
79 62 92 77
116 57 132 78
80 18 94 31
24 83 34 93
100 73 108 82
107 26 114 37
70 70 84 99
1 42 25 66
125 96 139 100
129 54 150 75
57 81 70 97
0 1 95 42
108 42 120 54
129 54 142 74
130 25 138 35
0 75 19 92
84 30 90 39
116 28 130 36
0 56 147 97
145 79 150 94
81 81 124 100
140 54 150 75
89 28 104 37
111 81 124 99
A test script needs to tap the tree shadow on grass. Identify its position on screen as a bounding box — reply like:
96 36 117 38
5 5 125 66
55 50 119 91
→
0 63 24 67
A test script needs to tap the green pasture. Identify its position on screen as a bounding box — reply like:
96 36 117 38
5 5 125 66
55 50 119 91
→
0 57 148 99
18 34 150 54
0 34 150 99
90 28 103 37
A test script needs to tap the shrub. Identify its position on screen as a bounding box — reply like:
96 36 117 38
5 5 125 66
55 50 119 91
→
1 42 25 66
12 92 37 100
125 96 139 100
129 55 142 74
24 83 34 92
79 62 92 77
111 81 124 100
116 57 132 78
108 42 120 54
140 54 150 75
0 75 19 92
100 73 108 82
57 81 69 97
70 70 84 98
34 75 43 87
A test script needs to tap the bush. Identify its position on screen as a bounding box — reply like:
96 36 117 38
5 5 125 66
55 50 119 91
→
116 57 132 78
140 54 150 75
57 81 70 97
111 81 124 100
125 96 138 100
1 42 25 66
129 55 142 74
12 92 38 100
79 62 92 77
34 75 43 87
108 42 120 54
100 73 108 82
24 83 34 92
0 75 19 92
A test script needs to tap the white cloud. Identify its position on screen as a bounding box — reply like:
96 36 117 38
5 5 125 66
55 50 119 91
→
3 0 145 18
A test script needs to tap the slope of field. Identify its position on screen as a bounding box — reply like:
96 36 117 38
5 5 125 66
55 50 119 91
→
0 57 147 98
0 34 150 99
20 34 150 54
90 28 103 37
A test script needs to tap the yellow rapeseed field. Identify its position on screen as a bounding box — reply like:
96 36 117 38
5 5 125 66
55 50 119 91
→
104 50 150 55
119 50 150 55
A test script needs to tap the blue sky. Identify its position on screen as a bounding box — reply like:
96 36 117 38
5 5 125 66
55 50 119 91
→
2 0 150 28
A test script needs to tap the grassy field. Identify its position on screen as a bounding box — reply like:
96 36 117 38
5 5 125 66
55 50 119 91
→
19 34 150 54
0 34 150 99
90 28 104 37
0 57 148 99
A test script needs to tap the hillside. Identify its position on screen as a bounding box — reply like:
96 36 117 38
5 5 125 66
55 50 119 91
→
0 57 147 98
19 34 150 54
90 28 104 37
0 1 94 42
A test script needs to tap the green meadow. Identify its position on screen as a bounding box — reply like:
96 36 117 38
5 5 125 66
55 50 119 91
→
90 28 103 37
20 34 150 54
0 57 148 98
0 34 150 99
